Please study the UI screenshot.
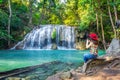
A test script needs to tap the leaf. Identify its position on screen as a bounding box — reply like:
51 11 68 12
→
0 0 2 3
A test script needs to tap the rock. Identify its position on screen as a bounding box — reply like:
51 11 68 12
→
81 57 120 75
6 77 21 80
75 67 82 72
47 71 72 80
46 57 120 80
51 43 57 50
79 67 120 80
75 42 86 50
106 38 120 56
81 58 109 75
15 43 24 50
24 75 34 80
60 71 72 80
46 72 62 80
12 41 24 50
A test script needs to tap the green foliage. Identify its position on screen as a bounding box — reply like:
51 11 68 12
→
0 29 12 40
0 9 8 27
51 28 56 39
11 15 22 30
33 12 40 25
0 0 2 3
0 0 120 49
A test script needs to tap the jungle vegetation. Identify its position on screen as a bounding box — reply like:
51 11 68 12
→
0 0 120 49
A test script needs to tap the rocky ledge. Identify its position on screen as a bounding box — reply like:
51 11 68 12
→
46 57 120 80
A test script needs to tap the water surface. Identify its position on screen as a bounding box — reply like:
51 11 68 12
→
0 50 105 72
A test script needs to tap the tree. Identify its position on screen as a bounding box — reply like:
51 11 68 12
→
8 0 12 47
28 0 33 27
107 0 116 38
100 14 106 50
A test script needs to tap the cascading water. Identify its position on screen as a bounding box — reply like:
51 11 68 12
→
12 25 76 50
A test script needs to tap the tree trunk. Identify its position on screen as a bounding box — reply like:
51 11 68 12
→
113 0 118 22
39 9 45 24
8 0 12 47
100 14 107 50
96 13 103 48
96 13 99 35
28 0 33 27
107 0 116 38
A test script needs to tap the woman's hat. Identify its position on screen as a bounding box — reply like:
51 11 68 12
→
89 33 98 41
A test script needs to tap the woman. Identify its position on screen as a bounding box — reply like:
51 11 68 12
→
83 33 98 63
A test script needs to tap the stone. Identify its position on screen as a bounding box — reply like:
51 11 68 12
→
60 71 72 80
14 41 24 50
51 43 57 50
75 42 86 50
81 58 108 75
46 72 62 80
106 38 120 56
6 77 21 80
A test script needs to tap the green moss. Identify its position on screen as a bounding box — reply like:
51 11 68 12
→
51 28 56 39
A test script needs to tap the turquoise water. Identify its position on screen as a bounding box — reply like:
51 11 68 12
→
0 50 105 72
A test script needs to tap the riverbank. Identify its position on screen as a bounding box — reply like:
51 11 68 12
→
1 61 80 80
46 57 120 80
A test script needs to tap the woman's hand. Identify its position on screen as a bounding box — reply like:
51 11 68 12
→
87 39 90 43
86 39 92 49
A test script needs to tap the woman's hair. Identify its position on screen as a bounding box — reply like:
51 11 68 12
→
88 37 98 45
91 39 98 45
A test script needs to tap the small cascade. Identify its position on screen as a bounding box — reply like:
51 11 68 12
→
12 25 76 50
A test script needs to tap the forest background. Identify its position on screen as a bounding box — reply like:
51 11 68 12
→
0 0 120 49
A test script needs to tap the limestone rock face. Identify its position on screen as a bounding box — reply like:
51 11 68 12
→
106 38 120 56
75 42 86 50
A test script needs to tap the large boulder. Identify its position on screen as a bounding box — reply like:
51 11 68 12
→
106 38 120 56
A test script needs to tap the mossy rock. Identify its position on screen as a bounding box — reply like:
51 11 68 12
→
51 28 56 39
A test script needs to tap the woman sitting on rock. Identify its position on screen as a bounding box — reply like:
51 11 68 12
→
83 33 98 63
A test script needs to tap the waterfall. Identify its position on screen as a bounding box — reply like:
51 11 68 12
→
12 25 76 50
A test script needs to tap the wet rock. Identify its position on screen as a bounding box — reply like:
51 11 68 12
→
24 76 31 80
51 43 57 50
15 41 24 50
6 77 21 80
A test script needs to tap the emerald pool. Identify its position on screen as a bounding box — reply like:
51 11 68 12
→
0 50 105 72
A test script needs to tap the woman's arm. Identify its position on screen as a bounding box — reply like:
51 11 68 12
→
86 39 92 49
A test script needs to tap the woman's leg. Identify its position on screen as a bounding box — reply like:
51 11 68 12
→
83 53 97 63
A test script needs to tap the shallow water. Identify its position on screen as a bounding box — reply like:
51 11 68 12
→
0 50 105 72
